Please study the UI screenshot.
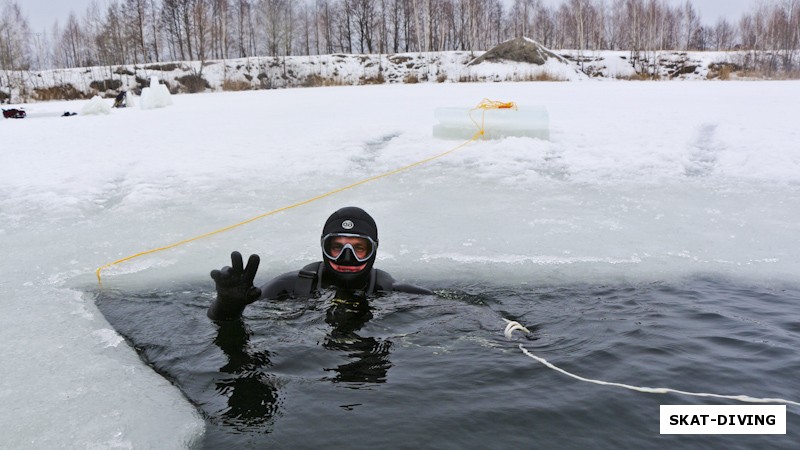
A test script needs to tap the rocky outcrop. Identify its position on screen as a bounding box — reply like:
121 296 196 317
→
468 37 566 66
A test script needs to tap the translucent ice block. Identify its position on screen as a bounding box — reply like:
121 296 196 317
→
433 106 549 140
140 76 173 110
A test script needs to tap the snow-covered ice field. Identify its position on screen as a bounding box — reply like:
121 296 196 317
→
2 80 799 447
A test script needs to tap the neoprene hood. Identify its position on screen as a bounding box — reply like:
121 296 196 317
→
321 207 379 288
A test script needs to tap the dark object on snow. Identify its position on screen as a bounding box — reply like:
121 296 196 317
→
113 91 127 108
62 111 77 117
468 37 564 66
2 108 26 119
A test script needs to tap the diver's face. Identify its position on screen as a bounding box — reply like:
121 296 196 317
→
328 236 370 273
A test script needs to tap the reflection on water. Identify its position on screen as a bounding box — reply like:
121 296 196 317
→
95 277 800 449
95 287 398 436
212 320 279 429
324 294 393 384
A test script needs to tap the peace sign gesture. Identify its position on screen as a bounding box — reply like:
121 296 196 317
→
208 251 262 320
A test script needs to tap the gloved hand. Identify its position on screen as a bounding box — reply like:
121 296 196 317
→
208 251 262 320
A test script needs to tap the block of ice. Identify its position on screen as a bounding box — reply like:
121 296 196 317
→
124 91 136 108
433 106 549 140
140 76 172 110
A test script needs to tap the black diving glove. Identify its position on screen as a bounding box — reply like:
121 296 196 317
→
208 251 262 320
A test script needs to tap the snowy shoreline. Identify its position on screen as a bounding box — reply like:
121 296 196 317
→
1 48 779 105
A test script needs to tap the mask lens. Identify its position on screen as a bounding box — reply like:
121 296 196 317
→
322 234 375 262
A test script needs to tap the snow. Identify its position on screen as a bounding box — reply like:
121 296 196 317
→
1 48 766 105
2 80 800 447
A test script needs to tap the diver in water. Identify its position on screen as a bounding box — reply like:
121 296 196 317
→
208 206 432 321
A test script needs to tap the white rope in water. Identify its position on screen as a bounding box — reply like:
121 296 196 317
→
518 344 800 407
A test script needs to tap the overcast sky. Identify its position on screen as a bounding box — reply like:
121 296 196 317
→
21 0 760 35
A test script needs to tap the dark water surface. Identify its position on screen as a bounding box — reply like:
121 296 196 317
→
94 275 800 449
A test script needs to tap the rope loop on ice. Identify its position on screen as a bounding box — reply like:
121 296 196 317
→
469 99 517 137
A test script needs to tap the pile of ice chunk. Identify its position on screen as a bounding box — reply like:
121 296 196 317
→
140 76 172 110
80 96 111 115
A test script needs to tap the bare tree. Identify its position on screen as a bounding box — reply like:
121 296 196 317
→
532 2 556 47
772 0 799 71
680 0 699 50
61 13 86 67
317 0 334 54
377 0 389 53
0 0 32 70
210 0 231 59
232 0 255 57
510 0 533 38
97 2 129 65
162 0 187 60
121 0 151 63
711 17 735 50
351 0 376 52
298 0 313 55
148 0 162 61
283 0 296 56
191 0 211 61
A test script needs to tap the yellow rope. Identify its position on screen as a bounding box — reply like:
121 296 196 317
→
469 99 517 136
95 99 516 285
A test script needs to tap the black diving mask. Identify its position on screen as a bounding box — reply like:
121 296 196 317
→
321 233 377 263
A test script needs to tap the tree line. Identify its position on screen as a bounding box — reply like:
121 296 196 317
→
1 0 798 75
